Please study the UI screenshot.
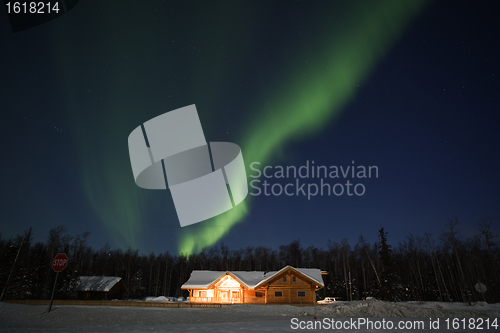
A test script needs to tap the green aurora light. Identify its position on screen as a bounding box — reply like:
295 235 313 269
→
50 10 164 249
48 1 426 255
177 1 427 255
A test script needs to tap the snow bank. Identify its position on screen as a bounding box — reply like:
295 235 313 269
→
304 299 500 318
144 296 171 302
1 300 499 332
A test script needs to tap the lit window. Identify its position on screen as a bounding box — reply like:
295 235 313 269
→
298 291 306 297
275 291 283 297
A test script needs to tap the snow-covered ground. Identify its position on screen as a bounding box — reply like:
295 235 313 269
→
1 299 499 332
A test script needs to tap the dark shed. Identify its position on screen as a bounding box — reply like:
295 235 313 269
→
76 276 127 300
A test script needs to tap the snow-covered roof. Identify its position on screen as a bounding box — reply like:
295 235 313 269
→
76 276 123 292
293 268 324 286
252 266 324 289
181 266 324 290
231 271 277 289
180 271 226 289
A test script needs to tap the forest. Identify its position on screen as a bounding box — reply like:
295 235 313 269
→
0 217 498 303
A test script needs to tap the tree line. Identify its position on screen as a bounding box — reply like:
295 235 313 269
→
0 217 499 303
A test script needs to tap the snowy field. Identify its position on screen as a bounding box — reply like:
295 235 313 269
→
1 299 499 332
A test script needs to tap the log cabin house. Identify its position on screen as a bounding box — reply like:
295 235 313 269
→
181 266 324 304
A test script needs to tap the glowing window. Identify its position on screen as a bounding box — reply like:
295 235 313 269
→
198 290 213 298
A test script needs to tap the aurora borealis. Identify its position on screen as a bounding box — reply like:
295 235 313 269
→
177 1 427 255
1 1 499 256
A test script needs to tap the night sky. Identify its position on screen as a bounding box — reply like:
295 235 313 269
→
1 1 499 256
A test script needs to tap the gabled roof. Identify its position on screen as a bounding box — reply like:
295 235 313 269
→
291 267 324 286
231 271 276 289
181 266 324 290
180 271 226 289
76 276 123 292
253 266 324 289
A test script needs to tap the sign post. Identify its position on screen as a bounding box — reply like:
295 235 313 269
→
48 253 68 313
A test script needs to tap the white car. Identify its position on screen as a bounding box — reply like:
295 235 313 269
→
318 297 339 304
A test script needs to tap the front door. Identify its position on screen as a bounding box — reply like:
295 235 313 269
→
220 290 230 302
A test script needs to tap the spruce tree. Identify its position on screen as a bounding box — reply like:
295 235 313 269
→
378 228 401 301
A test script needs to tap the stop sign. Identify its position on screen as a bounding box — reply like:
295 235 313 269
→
52 253 68 272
